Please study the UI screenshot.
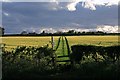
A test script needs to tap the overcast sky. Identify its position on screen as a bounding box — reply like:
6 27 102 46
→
1 0 119 34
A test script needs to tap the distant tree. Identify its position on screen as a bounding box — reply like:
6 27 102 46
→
55 31 63 34
67 30 75 34
96 31 105 34
28 32 37 35
0 27 4 35
86 32 95 35
21 31 28 35
82 31 86 34
41 30 45 34
78 32 81 34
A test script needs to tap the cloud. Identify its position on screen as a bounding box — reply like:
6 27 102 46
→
39 25 118 33
39 28 93 33
40 25 119 33
58 27 96 33
66 0 82 11
3 12 9 16
67 0 119 11
60 0 119 11
2 0 119 11
82 0 96 10
2 2 118 34
2 0 12 2
93 0 119 6
60 25 119 33
96 25 118 33
66 0 97 11
50 0 119 11
40 28 57 33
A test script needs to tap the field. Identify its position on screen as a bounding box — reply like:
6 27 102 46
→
2 36 119 51
2 35 120 80
1 35 119 60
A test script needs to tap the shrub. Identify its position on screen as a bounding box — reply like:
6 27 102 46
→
2 45 55 79
71 45 120 63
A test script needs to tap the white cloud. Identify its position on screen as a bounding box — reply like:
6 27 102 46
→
82 0 96 10
57 0 119 11
96 25 118 33
67 2 77 11
66 0 82 11
39 25 119 33
3 12 9 16
93 0 119 6
74 28 95 32
2 0 11 2
2 0 119 11
49 0 119 11
66 0 97 11
58 25 119 33
40 28 57 33
22 25 119 34
68 0 119 11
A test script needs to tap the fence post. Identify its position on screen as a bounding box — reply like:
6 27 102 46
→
51 36 54 50
51 36 56 67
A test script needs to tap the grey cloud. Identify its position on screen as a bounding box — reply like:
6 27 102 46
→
2 2 118 34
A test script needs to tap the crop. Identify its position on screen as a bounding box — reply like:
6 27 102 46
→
2 36 119 51
2 36 120 80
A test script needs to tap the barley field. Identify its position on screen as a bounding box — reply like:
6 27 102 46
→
1 36 119 51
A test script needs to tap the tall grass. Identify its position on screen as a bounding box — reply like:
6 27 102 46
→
2 36 120 80
2 44 120 80
2 36 119 51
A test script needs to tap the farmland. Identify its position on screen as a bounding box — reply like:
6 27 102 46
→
2 35 119 51
2 35 120 80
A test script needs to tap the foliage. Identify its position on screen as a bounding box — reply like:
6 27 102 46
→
71 45 120 63
2 44 120 80
2 36 120 79
2 46 55 79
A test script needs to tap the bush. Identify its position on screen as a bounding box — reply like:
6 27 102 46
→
2 44 120 80
2 46 55 79
71 45 120 63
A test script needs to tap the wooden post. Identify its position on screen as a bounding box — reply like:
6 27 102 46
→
51 36 56 67
51 36 54 50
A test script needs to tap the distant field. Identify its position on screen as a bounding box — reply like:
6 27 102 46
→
1 36 119 51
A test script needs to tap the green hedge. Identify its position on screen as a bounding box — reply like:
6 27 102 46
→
2 45 120 80
71 45 120 63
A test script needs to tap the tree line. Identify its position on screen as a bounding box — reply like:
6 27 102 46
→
2 29 120 36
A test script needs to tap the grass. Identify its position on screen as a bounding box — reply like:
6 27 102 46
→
2 36 120 79
66 36 119 46
2 36 119 51
2 35 119 63
2 36 51 51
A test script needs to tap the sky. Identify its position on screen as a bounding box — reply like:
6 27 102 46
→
1 0 119 34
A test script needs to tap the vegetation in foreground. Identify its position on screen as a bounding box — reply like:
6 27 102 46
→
2 44 120 80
